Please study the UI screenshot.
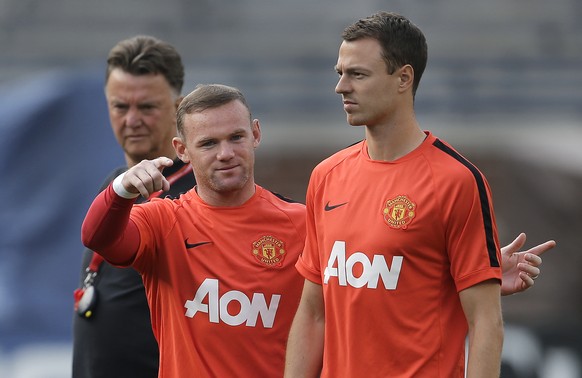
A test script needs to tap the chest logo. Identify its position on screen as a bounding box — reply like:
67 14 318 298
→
383 195 416 230
252 235 286 267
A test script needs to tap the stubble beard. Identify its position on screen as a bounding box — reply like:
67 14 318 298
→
209 169 251 194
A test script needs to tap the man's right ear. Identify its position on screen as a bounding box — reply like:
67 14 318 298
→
172 137 190 163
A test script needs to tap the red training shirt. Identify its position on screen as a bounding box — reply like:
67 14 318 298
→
83 184 306 377
296 132 502 377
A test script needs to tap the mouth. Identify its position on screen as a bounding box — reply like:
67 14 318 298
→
216 164 239 173
126 135 147 142
342 100 357 112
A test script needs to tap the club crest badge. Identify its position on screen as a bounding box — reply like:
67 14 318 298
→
252 235 286 267
383 195 416 230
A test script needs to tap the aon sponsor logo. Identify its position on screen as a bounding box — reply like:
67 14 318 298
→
324 241 403 289
184 278 280 328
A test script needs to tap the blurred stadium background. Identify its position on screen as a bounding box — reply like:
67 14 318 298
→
0 0 580 377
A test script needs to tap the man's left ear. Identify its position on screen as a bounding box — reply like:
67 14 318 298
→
252 119 261 148
399 65 414 92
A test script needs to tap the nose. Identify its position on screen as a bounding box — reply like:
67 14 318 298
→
217 142 235 161
335 75 349 94
125 107 142 128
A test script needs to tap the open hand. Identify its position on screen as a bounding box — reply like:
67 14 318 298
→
500 233 556 296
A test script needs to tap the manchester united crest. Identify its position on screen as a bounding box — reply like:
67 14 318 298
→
252 235 286 267
383 195 416 230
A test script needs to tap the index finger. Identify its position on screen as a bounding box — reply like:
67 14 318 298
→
525 240 556 258
152 157 174 171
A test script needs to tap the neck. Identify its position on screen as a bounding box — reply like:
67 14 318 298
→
196 182 257 207
364 116 426 161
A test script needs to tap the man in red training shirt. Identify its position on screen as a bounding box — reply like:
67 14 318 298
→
82 84 305 377
285 11 556 378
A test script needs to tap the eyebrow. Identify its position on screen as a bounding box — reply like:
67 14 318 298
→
196 127 249 143
335 66 369 74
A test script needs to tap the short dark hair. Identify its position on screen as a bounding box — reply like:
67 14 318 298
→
176 84 252 137
105 35 184 95
342 11 427 97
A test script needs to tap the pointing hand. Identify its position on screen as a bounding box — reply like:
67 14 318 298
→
121 157 174 198
500 232 556 296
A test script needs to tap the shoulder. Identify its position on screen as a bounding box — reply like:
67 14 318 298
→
257 187 306 218
312 140 363 176
131 193 196 234
426 136 490 190
306 141 363 198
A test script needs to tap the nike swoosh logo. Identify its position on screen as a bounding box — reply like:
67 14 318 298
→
184 240 212 249
324 201 348 211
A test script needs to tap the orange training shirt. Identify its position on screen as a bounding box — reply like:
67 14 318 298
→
296 132 502 377
130 185 305 378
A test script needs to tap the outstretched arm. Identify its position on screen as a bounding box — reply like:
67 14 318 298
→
81 157 174 265
500 233 556 296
